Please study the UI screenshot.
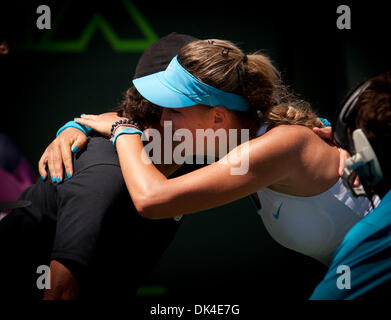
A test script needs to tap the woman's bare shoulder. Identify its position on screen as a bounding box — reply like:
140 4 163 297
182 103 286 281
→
254 124 314 148
247 125 312 168
250 124 334 163
266 124 314 136
257 125 340 195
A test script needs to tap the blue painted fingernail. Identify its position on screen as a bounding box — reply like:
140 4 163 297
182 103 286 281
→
71 146 78 153
57 176 61 183
52 176 56 183
81 113 86 116
41 175 45 181
67 172 72 179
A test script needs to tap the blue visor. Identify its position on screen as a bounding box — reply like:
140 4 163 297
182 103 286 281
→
132 55 250 111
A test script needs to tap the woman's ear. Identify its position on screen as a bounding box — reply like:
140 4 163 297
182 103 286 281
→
212 107 228 129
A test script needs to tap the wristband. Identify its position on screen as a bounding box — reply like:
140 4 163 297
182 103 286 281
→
318 117 331 127
56 120 92 137
112 127 143 148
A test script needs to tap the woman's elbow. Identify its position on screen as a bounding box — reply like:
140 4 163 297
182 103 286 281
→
132 194 173 220
135 203 160 219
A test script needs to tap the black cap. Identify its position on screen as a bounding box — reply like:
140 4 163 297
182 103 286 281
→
133 32 198 79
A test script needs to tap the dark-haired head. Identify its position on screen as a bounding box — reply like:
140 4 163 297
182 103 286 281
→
115 33 198 128
351 72 391 196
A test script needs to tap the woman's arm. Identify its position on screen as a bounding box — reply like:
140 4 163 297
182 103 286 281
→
117 127 300 218
39 128 87 182
38 112 117 182
76 115 302 219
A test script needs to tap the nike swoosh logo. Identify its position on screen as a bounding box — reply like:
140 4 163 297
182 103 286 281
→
272 202 283 220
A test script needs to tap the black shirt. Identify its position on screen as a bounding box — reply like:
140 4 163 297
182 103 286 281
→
53 135 183 294
0 135 183 298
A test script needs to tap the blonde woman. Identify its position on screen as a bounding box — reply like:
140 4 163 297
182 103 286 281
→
62 40 374 266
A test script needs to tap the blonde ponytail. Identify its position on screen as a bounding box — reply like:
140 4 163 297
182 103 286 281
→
266 103 324 129
178 39 324 131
